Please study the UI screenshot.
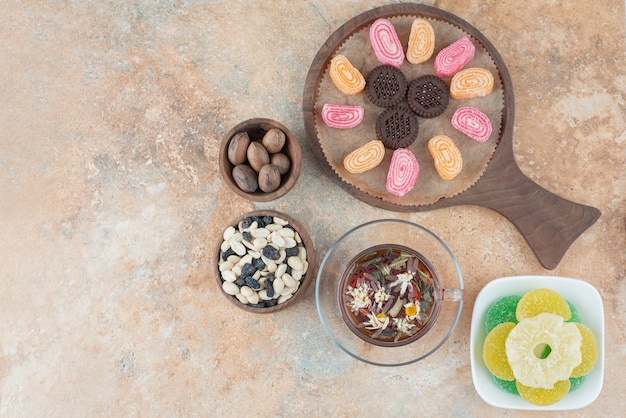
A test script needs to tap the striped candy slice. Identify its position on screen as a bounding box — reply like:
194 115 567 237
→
451 106 493 142
386 148 419 196
434 37 475 78
343 140 385 174
428 135 463 180
329 54 366 95
322 104 365 129
450 67 494 99
407 18 435 64
370 18 405 68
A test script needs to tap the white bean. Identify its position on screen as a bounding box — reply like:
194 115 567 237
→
221 270 237 283
282 274 297 288
287 256 303 271
222 281 239 295
231 241 246 256
270 232 285 248
238 254 253 266
283 237 297 248
246 292 259 305
272 277 285 295
240 286 254 297
273 216 288 226
223 226 236 241
219 260 234 272
291 269 303 281
253 237 268 250
278 294 292 304
235 293 249 304
278 227 295 238
251 228 270 238
266 223 282 232
275 263 287 278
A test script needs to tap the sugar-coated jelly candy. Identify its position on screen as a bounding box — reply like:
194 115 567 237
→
483 322 516 381
484 295 521 334
516 288 572 321
570 323 599 378
516 379 571 406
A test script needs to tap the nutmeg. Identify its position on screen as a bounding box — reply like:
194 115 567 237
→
246 141 270 172
258 164 281 193
232 164 258 192
270 152 291 175
261 128 286 154
227 132 251 165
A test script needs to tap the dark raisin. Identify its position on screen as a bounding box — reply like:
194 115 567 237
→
265 299 278 307
241 216 255 229
250 302 266 308
241 263 257 277
221 247 236 261
286 265 292 276
252 215 264 227
252 257 265 271
285 246 299 257
235 277 246 286
262 216 273 226
266 273 275 282
262 246 280 260
245 276 261 290
264 279 274 298
242 231 252 242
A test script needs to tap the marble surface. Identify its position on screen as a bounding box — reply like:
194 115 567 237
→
1 0 624 416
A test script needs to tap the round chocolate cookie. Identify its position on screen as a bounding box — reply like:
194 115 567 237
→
407 75 449 118
365 65 408 108
376 107 419 149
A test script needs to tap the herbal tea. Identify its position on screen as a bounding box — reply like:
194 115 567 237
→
339 245 441 346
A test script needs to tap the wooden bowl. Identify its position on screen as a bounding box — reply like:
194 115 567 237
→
213 210 317 314
219 118 302 202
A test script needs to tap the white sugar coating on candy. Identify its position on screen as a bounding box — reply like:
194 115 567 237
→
451 106 493 142
321 103 365 129
434 37 475 78
369 18 405 68
386 148 419 196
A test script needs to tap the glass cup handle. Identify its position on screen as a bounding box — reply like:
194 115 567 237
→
439 288 465 301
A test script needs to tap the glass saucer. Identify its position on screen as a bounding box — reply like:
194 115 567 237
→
316 219 464 366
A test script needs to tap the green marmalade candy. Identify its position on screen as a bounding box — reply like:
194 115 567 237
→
484 295 522 334
493 375 519 395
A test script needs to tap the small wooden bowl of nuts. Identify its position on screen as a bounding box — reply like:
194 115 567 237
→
219 118 302 201
213 210 316 313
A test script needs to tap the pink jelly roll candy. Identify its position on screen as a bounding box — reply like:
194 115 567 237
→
386 148 419 197
321 104 365 129
434 37 475 78
370 18 405 68
451 106 493 142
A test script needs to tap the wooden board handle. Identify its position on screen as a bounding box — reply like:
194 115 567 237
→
450 148 601 269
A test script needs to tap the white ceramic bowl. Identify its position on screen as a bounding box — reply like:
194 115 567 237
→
470 276 604 410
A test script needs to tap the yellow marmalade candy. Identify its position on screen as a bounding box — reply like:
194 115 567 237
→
516 288 571 321
570 323 599 378
516 379 571 406
482 322 516 381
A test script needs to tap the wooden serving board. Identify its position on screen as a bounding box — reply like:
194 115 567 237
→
302 4 600 270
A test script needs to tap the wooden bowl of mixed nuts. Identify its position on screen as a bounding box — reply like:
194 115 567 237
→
219 118 302 202
213 210 316 313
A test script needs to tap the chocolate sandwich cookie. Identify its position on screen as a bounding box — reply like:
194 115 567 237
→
407 74 449 118
365 65 408 108
375 107 419 150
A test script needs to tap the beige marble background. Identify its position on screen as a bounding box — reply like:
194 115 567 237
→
1 0 624 416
